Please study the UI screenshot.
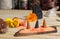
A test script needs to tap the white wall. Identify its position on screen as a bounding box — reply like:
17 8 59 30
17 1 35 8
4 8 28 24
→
0 0 12 9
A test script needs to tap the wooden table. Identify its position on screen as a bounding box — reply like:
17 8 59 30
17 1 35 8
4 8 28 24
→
0 10 60 39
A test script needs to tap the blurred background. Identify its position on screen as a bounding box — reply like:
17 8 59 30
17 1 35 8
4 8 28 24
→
0 0 60 10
